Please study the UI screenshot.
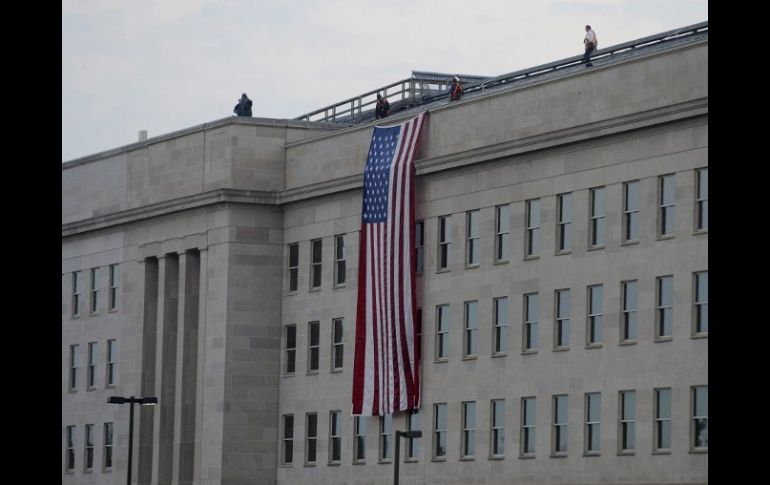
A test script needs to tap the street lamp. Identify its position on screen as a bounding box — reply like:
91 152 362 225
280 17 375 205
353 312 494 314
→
107 396 158 485
393 430 422 485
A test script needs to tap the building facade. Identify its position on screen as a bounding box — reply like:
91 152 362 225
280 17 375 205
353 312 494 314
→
62 26 707 485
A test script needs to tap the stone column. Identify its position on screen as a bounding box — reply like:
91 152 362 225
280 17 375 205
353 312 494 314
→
137 257 159 485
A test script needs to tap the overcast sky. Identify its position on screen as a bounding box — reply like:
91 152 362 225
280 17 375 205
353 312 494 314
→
62 0 707 162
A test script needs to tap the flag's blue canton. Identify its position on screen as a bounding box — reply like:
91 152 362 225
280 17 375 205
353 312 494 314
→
363 126 400 223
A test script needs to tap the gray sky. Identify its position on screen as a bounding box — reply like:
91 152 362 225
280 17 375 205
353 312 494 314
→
62 0 707 162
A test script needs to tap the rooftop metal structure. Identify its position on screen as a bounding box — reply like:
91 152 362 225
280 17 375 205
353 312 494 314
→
295 21 707 124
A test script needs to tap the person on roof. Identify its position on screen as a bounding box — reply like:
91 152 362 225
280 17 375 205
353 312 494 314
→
233 93 253 117
375 94 390 119
583 25 598 67
449 76 463 101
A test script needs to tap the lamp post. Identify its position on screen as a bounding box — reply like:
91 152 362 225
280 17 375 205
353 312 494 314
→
393 430 422 485
107 396 158 485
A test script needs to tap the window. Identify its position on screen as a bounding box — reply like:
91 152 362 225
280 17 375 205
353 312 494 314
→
495 205 510 262
696 168 708 231
72 271 82 316
103 422 113 469
406 410 421 460
463 301 478 357
438 216 451 270
380 414 393 461
288 243 299 292
354 416 367 463
334 235 346 286
90 268 100 313
493 297 508 354
621 281 638 342
523 293 539 351
589 187 606 247
491 399 505 457
310 239 322 289
65 425 76 471
521 397 536 456
461 401 476 458
553 395 568 454
69 344 80 391
525 199 540 257
282 414 294 465
585 393 601 453
654 388 672 451
587 285 603 345
433 403 447 458
623 181 640 242
331 318 344 370
656 276 673 339
415 221 425 274
619 391 635 452
87 342 97 388
285 325 296 374
329 410 342 464
557 193 572 252
555 289 571 349
659 174 676 236
108 264 119 310
308 321 320 372
305 413 317 465
106 339 117 386
85 424 95 470
692 386 708 450
435 305 449 360
694 271 708 335
466 210 480 266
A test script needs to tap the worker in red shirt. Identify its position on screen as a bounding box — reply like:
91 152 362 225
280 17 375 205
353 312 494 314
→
449 76 463 101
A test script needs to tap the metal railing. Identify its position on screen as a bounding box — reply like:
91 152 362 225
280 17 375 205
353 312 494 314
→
294 72 490 123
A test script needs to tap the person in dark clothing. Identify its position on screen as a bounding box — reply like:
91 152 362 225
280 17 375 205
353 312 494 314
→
375 94 390 119
449 76 463 101
583 25 598 67
234 93 253 117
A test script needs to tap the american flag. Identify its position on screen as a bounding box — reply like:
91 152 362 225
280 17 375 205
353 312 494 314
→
352 112 427 416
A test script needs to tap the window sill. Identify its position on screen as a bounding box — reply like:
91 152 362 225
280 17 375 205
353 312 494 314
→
459 456 475 461
554 250 572 256
102 467 112 472
328 462 341 467
585 343 603 349
689 448 708 454
71 314 81 319
583 452 601 457
285 291 298 297
691 333 708 339
278 463 293 468
330 369 343 374
617 450 635 456
518 454 536 460
89 312 99 316
83 469 94 474
493 259 509 265
309 287 321 293
550 453 568 458
619 340 637 346
378 459 393 464
86 386 96 392
108 308 119 314
553 347 570 352
404 458 419 463
521 350 538 355
306 371 319 376
693 229 708 236
523 255 540 261
621 240 640 246
461 355 477 361
436 268 451 274
281 373 295 378
431 457 447 462
654 337 673 343
488 455 504 461
434 358 448 364
303 463 317 467
333 284 347 290
491 352 508 358
586 245 605 252
652 450 671 455
352 461 366 465
465 264 480 270
656 235 675 241
105 384 116 389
